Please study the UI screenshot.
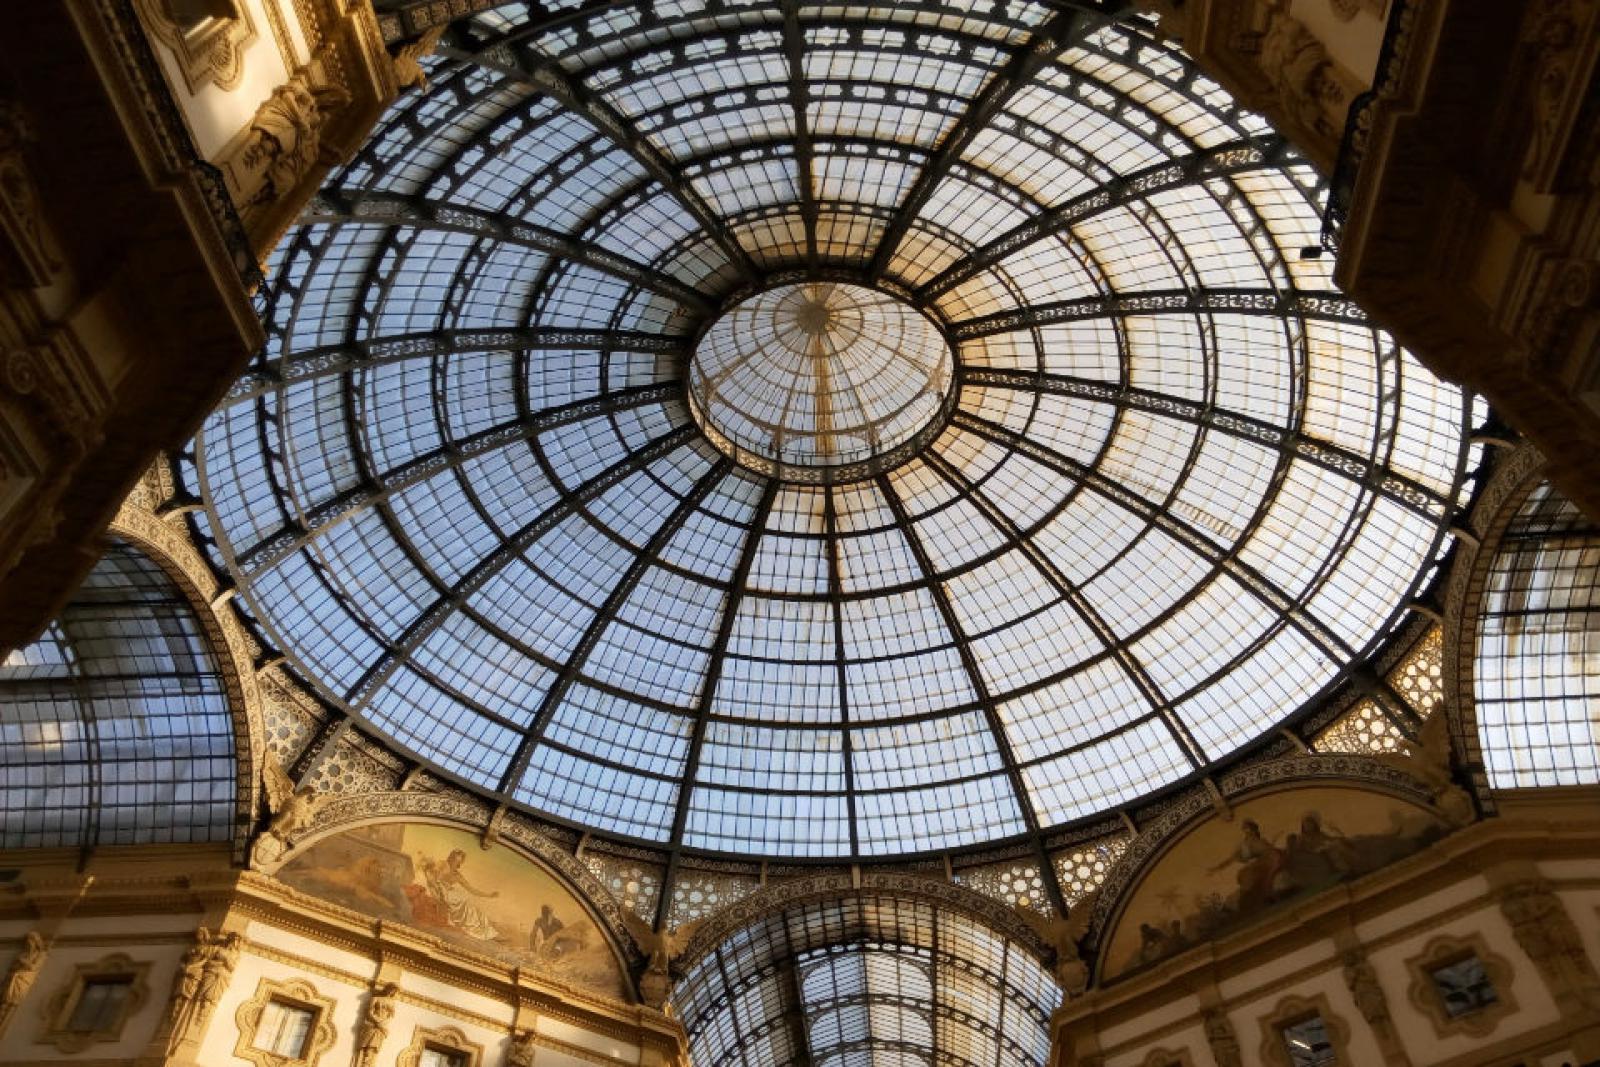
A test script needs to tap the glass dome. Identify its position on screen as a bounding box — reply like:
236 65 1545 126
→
190 1 1476 859
688 282 956 479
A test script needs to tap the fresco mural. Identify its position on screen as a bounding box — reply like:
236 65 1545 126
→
278 823 628 999
1103 786 1445 980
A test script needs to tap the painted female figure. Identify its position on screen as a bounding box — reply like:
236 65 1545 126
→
419 848 502 942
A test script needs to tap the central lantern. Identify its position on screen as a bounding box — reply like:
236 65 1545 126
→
687 282 956 481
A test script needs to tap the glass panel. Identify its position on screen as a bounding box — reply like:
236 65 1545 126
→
1431 956 1498 1018
255 1000 316 1057
421 1047 469 1067
0 539 236 849
1279 1016 1336 1067
67 978 131 1033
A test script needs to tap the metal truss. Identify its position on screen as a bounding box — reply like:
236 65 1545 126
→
436 33 760 275
231 384 677 577
875 471 1077 896
920 136 1290 303
952 409 1358 667
916 447 1207 775
303 191 713 313
947 285 1367 339
868 6 1113 278
226 328 682 405
343 423 697 709
962 367 1451 520
655 476 782 928
494 458 733 795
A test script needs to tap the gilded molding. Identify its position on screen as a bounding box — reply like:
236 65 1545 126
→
233 975 338 1067
112 470 265 855
36 952 152 1053
131 0 256 94
1440 443 1546 798
396 1023 483 1067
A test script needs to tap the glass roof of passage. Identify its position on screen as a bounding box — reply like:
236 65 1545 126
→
673 894 1058 1067
188 0 1477 859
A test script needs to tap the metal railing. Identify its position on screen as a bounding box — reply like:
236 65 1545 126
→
1322 0 1417 251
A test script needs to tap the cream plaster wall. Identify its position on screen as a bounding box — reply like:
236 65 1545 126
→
202 946 367 1066
1073 858 1600 1067
0 934 185 1063
145 0 311 160
542 1010 645 1061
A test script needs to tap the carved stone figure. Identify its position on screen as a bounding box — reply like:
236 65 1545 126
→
355 982 398 1067
506 1028 538 1067
251 757 325 869
392 25 446 92
1499 881 1600 1012
621 911 685 1009
1371 713 1476 826
0 932 46 1037
1203 1008 1243 1067
240 76 350 212
1257 7 1358 141
1022 894 1096 997
166 929 211 1049
167 929 242 1050
1341 949 1390 1025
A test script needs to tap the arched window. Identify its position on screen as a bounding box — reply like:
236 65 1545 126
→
0 538 238 848
674 894 1058 1067
1474 480 1600 787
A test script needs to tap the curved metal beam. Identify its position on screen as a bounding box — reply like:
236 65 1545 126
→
917 447 1205 782
494 457 734 796
226 328 684 405
952 409 1356 664
302 190 714 313
963 367 1450 520
781 0 819 269
231 384 678 577
918 136 1289 304
868 6 1110 278
655 476 782 925
436 36 761 276
874 473 1060 851
343 422 698 709
947 285 1367 340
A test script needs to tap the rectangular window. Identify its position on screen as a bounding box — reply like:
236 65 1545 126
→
1279 1015 1336 1067
66 977 133 1033
1430 955 1498 1018
420 1048 469 1067
254 999 317 1057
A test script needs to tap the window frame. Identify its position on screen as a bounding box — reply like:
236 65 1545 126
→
37 953 151 1053
234 977 338 1067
